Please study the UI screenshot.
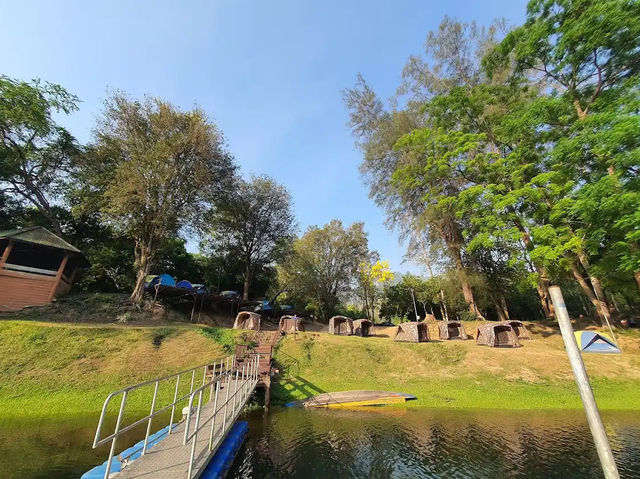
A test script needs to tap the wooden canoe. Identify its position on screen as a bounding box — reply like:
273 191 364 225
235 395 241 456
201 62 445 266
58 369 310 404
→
285 390 416 408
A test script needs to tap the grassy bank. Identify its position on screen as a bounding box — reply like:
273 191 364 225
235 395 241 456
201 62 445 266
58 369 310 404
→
0 320 242 418
1 312 640 418
271 324 640 410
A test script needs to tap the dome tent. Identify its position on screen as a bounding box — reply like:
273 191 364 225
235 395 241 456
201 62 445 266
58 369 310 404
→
438 321 468 340
328 315 354 335
176 280 194 290
574 331 621 354
353 319 373 337
393 321 429 343
145 274 176 288
279 315 304 334
475 323 521 348
233 311 261 331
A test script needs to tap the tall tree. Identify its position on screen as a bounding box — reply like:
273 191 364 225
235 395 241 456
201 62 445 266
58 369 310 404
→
277 220 370 321
206 175 296 300
486 0 640 306
0 76 80 235
83 93 236 304
344 18 508 319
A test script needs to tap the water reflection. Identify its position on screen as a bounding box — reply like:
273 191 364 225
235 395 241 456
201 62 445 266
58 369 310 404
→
0 415 153 479
229 408 640 479
0 409 638 478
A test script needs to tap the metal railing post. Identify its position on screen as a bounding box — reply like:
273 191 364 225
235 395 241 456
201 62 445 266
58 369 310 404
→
142 380 159 454
187 387 204 479
189 369 196 394
549 286 620 479
222 362 232 433
208 380 221 451
231 369 240 418
104 390 128 479
253 356 260 383
168 374 181 434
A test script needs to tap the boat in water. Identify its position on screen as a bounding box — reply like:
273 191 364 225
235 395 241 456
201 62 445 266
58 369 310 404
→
285 390 416 408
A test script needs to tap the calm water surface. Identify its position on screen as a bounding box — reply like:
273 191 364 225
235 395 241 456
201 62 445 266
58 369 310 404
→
229 408 640 479
1 409 639 478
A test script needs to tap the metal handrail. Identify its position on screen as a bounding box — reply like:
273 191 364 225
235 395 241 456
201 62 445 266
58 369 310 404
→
92 355 234 479
182 354 260 478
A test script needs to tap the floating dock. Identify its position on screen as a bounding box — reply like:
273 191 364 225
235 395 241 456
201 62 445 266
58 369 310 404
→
84 355 259 479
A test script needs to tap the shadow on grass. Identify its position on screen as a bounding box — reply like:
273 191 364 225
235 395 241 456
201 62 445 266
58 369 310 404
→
271 375 327 404
527 322 561 338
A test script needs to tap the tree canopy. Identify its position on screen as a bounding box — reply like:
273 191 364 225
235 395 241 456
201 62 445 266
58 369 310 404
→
82 93 236 303
345 5 640 323
206 175 296 300
277 220 372 321
0 75 80 235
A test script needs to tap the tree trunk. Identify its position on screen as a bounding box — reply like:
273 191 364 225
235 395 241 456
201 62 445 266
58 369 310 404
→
577 252 613 321
131 241 153 305
450 243 483 319
635 271 640 293
570 261 606 325
500 294 510 320
440 289 449 321
243 266 251 301
493 296 508 321
512 216 554 318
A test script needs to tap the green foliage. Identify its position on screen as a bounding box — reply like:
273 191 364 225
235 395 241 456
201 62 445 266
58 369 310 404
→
277 220 372 321
205 175 296 299
346 9 640 322
0 75 80 235
80 93 237 303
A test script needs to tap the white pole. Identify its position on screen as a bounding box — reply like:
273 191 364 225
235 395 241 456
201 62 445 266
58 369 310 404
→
549 286 619 479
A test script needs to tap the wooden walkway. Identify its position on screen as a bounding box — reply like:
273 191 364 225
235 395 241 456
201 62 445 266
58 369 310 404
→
237 330 280 405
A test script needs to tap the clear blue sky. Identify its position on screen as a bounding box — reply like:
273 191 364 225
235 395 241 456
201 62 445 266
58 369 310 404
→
1 0 527 274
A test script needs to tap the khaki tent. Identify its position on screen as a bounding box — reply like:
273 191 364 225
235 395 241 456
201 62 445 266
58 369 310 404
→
233 311 261 331
438 321 469 340
353 318 373 337
393 321 430 343
500 320 530 340
328 315 353 335
476 323 521 348
279 315 304 334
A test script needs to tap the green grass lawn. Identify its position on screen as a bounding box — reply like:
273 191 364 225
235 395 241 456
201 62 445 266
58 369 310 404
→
0 320 241 418
1 318 639 419
271 330 640 410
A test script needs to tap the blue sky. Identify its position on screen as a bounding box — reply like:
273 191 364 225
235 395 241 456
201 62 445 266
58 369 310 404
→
1 0 527 274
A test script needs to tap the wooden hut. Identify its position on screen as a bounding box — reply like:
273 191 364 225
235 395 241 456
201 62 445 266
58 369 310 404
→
500 320 531 340
438 321 469 340
233 311 261 331
475 323 521 348
0 227 88 312
328 315 353 335
393 321 430 343
353 318 373 337
279 315 304 334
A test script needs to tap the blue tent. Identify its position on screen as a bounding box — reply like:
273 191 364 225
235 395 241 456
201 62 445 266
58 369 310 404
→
176 280 194 290
574 331 621 354
145 274 176 288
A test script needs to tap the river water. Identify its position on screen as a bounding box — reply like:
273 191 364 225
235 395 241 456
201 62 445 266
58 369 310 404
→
1 408 639 478
229 408 640 479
